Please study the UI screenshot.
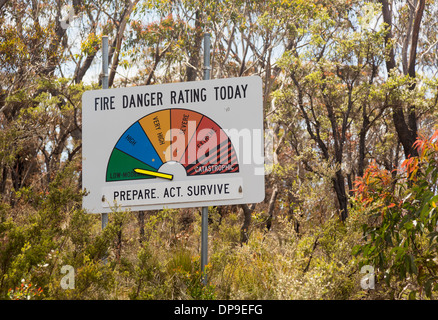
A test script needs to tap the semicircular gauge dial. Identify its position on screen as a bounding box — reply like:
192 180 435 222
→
106 108 239 182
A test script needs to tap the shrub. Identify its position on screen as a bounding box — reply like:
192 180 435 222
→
353 129 438 299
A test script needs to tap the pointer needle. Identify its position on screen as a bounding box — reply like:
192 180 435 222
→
134 168 173 181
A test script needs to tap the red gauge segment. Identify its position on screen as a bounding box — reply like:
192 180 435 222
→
170 109 204 162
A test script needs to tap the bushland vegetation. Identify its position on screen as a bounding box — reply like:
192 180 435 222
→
1 0 438 299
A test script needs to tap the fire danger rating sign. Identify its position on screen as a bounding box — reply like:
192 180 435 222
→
82 76 265 213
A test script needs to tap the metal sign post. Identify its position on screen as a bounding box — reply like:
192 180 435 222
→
201 33 211 286
101 36 109 265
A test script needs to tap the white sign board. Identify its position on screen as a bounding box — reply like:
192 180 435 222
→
82 76 265 213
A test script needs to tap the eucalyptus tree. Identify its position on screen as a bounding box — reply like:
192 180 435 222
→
0 0 141 203
379 0 434 159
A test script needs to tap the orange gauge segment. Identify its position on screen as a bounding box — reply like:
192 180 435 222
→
138 109 171 162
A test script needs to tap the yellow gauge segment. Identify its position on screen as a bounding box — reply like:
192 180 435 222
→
134 168 173 180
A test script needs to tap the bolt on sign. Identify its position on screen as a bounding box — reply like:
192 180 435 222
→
82 76 265 213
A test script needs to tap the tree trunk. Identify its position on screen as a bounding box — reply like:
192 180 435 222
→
0 0 9 10
240 204 255 244
108 0 139 88
186 10 203 82
380 0 424 158
333 171 348 221
137 210 145 243
358 108 370 177
266 185 278 231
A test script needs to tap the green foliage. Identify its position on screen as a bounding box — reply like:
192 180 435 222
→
0 162 115 299
208 214 361 300
7 278 43 300
170 251 216 300
353 130 438 299
126 246 162 299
